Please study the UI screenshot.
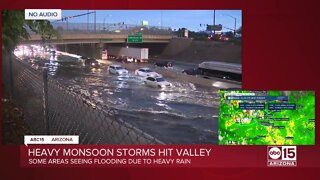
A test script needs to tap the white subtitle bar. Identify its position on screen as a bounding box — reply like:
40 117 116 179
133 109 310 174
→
25 9 61 20
24 135 79 146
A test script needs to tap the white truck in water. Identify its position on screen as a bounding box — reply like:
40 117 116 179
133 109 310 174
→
107 47 149 62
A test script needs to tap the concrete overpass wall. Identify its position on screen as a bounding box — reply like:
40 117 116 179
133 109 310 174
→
161 38 242 64
161 38 193 57
105 43 167 56
56 42 168 59
56 43 102 59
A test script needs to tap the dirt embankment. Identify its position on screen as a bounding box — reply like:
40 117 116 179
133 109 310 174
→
160 38 242 64
2 86 32 144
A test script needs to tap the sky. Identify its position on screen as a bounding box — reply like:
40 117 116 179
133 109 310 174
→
60 10 242 32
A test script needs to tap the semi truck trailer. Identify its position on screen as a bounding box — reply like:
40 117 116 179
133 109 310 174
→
107 47 149 62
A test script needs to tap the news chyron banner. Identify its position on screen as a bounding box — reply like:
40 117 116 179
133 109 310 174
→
22 145 316 167
20 91 317 168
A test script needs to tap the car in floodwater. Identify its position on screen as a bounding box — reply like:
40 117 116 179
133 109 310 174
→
182 68 199 75
108 65 129 75
143 76 171 88
135 68 162 77
115 56 133 63
126 56 134 63
84 58 101 68
155 61 173 68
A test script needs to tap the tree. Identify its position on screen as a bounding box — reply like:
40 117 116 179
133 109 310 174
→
225 31 234 38
236 26 242 35
2 10 59 53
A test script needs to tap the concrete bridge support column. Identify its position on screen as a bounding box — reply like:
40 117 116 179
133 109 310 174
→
64 44 68 53
90 43 104 59
96 42 104 59
56 44 69 54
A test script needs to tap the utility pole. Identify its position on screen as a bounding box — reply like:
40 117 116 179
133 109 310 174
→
87 10 89 31
234 18 237 36
54 11 95 32
94 11 96 33
66 17 69 31
213 10 216 39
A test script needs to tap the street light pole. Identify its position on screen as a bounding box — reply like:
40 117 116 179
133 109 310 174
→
56 11 95 32
103 14 111 31
226 15 237 36
87 10 89 31
161 10 163 29
103 18 105 30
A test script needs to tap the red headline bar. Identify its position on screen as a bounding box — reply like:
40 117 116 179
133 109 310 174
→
20 145 320 168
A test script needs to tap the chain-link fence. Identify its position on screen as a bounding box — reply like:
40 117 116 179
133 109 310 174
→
27 22 174 36
51 22 173 35
2 52 164 144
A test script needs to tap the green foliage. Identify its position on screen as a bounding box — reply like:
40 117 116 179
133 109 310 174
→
225 31 234 38
188 31 209 40
236 26 242 34
2 10 59 52
174 28 208 40
2 11 28 52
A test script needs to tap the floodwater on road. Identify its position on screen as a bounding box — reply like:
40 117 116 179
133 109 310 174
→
19 52 223 144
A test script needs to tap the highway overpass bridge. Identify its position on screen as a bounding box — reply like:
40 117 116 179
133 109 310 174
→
21 22 176 59
23 33 175 44
22 22 175 44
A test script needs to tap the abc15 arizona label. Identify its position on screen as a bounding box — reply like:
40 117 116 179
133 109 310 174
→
267 146 297 167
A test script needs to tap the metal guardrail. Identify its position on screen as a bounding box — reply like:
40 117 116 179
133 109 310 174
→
2 52 164 144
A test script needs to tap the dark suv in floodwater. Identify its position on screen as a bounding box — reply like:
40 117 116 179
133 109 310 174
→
84 58 101 68
155 61 173 68
182 68 199 75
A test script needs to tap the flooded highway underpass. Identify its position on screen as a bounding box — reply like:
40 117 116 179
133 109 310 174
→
16 49 235 144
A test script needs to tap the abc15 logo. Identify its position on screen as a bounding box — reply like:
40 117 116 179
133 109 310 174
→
268 146 297 161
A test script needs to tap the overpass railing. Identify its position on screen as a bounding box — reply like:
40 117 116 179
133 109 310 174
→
49 22 174 35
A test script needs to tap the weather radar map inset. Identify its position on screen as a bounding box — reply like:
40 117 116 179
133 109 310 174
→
218 91 315 145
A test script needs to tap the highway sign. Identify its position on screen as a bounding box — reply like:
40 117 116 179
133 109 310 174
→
127 35 143 43
207 24 223 31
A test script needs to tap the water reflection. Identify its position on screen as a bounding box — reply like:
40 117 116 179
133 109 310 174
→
47 55 59 76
